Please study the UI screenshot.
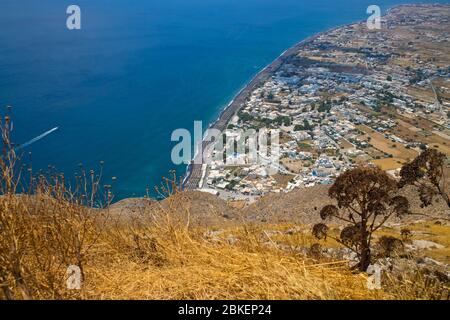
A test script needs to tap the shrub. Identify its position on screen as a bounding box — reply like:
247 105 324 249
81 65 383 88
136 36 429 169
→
312 166 410 271
399 149 449 208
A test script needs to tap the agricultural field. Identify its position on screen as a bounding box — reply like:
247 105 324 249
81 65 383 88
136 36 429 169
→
393 120 450 156
372 157 407 171
339 138 354 150
357 125 419 161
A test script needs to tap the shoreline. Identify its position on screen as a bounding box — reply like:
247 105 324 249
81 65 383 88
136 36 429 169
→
182 3 410 190
182 20 365 190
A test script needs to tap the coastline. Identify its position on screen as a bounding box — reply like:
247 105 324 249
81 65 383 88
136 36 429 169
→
182 19 366 190
182 2 414 190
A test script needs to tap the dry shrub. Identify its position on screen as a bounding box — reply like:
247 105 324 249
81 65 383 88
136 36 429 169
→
377 236 405 258
399 149 449 208
313 166 410 271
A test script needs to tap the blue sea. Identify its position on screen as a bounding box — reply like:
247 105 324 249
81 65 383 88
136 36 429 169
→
0 0 448 200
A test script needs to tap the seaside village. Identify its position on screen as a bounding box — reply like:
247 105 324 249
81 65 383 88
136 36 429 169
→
199 6 450 201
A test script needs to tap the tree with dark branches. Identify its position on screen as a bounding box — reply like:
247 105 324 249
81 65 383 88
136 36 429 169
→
398 149 449 209
312 166 410 272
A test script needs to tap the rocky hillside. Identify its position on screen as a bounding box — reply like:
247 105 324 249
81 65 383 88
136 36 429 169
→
110 185 450 227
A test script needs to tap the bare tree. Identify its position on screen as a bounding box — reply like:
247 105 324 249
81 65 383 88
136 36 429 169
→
313 166 410 271
398 149 449 208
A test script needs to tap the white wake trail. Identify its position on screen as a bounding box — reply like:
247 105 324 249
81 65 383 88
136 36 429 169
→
16 127 59 151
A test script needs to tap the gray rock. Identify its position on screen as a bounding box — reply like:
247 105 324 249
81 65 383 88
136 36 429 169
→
226 235 238 245
406 240 444 250
422 257 446 267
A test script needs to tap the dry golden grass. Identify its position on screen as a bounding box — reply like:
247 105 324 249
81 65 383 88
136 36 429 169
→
0 187 391 300
2 183 449 300
79 216 389 300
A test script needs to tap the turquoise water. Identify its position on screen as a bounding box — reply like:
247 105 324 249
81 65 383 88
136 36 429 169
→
0 0 447 199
